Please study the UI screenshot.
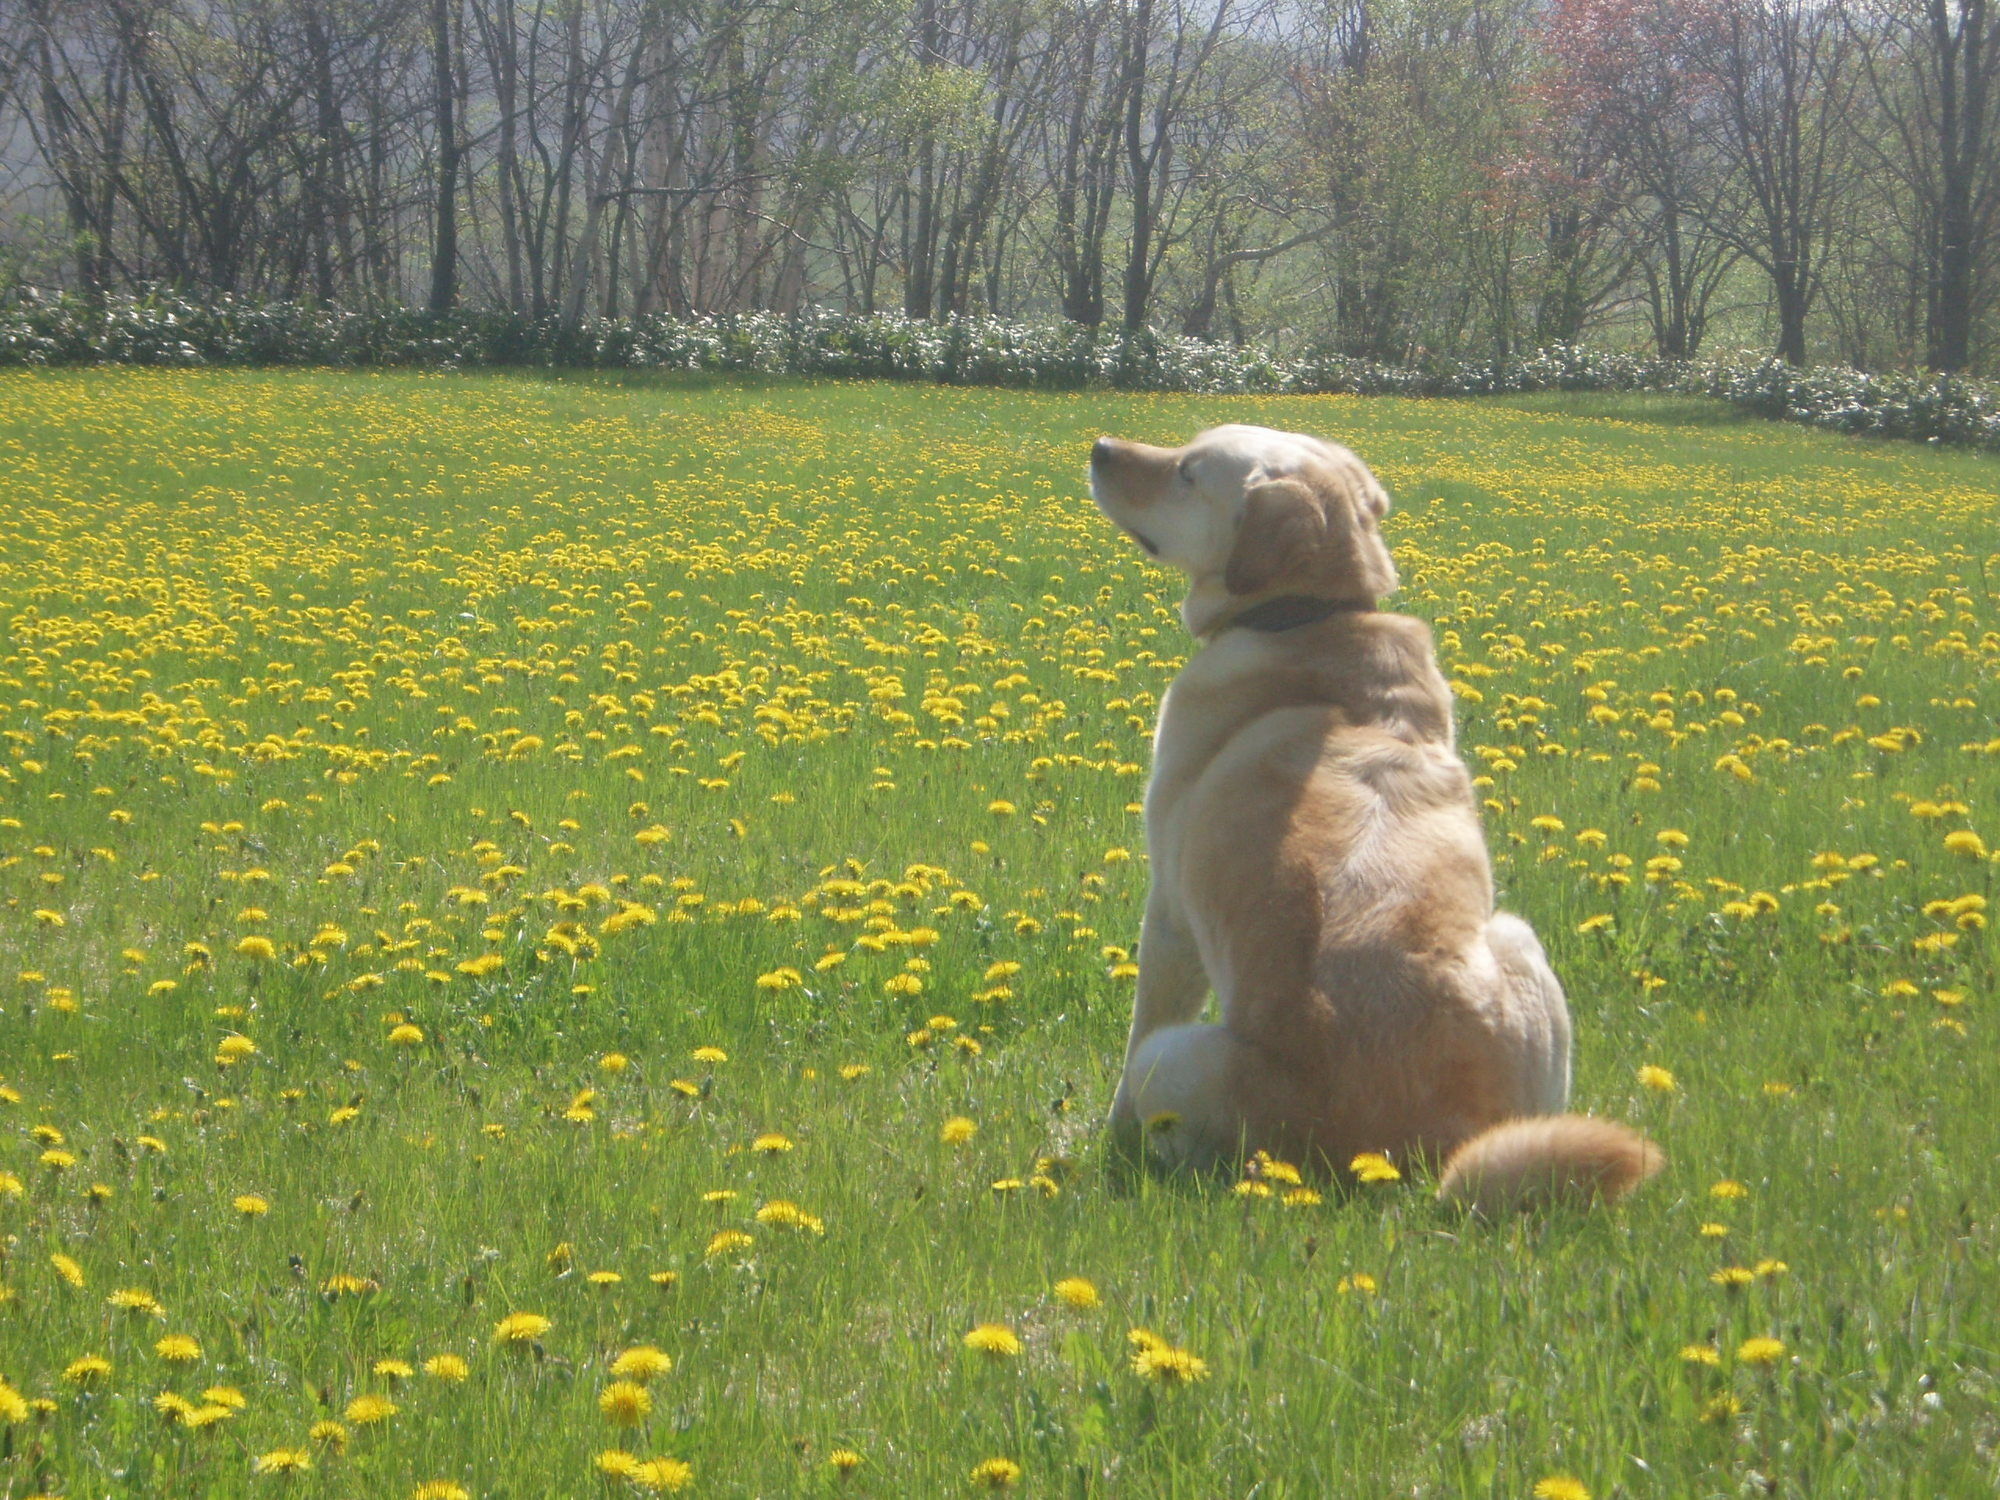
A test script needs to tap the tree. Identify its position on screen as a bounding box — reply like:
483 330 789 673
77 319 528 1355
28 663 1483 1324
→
1691 0 1861 364
1856 0 2000 369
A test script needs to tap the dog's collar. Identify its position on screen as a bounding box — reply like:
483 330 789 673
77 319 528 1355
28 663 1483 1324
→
1223 595 1371 634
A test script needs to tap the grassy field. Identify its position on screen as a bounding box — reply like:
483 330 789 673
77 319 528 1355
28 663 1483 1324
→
1 368 1996 1499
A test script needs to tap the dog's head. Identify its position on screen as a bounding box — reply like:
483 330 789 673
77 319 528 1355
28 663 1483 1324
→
1088 424 1396 636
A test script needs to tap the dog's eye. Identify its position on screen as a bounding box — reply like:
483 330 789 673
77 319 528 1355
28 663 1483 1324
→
1176 458 1194 483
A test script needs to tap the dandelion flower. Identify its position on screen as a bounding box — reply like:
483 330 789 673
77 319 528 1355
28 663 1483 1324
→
751 1132 794 1154
1349 1152 1401 1184
597 1449 642 1477
372 1359 414 1381
705 1230 754 1259
1709 1179 1748 1200
251 1448 313 1475
632 1456 694 1492
492 1312 551 1347
310 1420 350 1450
611 1346 673 1382
963 1323 1023 1359
424 1354 470 1382
156 1333 202 1363
828 1447 864 1476
1678 1344 1721 1365
599 1380 653 1426
970 1456 1022 1488
1130 1339 1210 1385
755 1199 826 1234
51 1252 85 1288
1531 1479 1590 1500
62 1354 113 1385
411 1483 470 1500
1736 1336 1786 1366
235 1194 271 1217
1636 1064 1677 1093
388 1024 424 1047
939 1116 977 1144
344 1393 398 1425
1053 1277 1100 1309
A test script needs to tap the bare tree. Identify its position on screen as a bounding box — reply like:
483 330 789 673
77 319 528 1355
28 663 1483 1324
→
1693 0 1861 364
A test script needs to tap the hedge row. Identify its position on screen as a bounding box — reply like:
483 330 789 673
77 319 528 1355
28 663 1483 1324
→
5 293 2000 454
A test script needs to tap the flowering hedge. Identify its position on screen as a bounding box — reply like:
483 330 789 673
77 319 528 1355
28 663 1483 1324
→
6 293 2000 453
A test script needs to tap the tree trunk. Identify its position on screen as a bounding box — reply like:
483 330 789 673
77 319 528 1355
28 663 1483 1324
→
429 0 460 312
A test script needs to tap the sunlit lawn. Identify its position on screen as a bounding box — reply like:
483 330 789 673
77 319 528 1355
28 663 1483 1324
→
2 368 1996 1498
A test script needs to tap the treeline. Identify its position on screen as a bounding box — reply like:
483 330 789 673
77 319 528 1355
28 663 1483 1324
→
1 0 1995 373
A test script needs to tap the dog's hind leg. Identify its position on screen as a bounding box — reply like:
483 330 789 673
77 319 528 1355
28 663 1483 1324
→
1486 912 1572 1115
1115 1022 1248 1172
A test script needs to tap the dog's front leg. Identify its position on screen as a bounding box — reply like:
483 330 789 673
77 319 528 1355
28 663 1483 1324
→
1108 892 1208 1148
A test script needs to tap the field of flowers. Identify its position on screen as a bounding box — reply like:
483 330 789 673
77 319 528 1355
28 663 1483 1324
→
1 369 1996 1498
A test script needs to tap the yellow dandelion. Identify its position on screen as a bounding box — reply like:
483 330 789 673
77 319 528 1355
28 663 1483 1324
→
828 1447 864 1476
155 1333 202 1363
235 1194 271 1216
1636 1064 1677 1093
51 1252 85 1288
705 1229 754 1259
344 1393 398 1425
251 1448 313 1475
963 1323 1023 1359
1736 1336 1787 1366
751 1132 794 1153
1131 1339 1210 1385
939 1115 977 1144
424 1354 470 1382
1349 1152 1402 1184
310 1420 350 1449
411 1483 470 1500
599 1380 654 1427
62 1354 113 1384
1053 1277 1100 1309
492 1312 551 1346
632 1456 694 1492
611 1346 674 1382
1531 1479 1591 1500
970 1456 1022 1488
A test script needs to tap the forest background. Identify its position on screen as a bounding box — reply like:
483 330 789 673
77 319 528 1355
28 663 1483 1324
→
2 0 1998 376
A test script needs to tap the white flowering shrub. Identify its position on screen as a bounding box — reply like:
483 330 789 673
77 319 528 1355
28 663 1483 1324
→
5 293 1999 452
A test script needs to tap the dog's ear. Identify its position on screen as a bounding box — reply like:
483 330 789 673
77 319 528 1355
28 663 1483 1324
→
1224 478 1325 597
1224 459 1397 600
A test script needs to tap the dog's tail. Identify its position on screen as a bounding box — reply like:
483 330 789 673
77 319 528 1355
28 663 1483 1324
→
1436 1115 1663 1214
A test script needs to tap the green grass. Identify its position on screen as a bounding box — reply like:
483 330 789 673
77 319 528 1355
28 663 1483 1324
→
1 368 1996 1499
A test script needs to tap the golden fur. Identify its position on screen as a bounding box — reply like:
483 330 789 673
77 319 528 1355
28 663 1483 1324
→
1090 424 1660 1209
